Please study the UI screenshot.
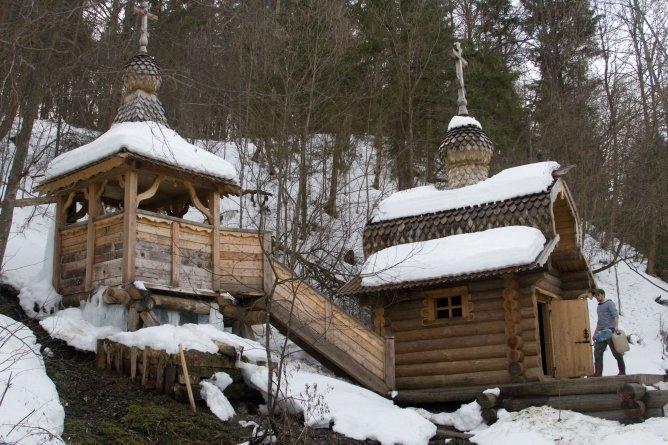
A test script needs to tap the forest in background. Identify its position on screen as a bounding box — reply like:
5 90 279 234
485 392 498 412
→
0 0 666 282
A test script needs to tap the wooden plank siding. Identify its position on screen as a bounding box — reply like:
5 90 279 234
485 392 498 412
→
59 224 88 295
219 229 264 294
91 213 124 288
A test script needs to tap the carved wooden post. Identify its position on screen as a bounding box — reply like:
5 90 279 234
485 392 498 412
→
384 334 396 391
210 190 220 292
122 170 138 283
503 274 525 383
85 183 101 292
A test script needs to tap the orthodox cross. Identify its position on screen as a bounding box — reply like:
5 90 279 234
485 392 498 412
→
450 42 469 115
133 1 158 53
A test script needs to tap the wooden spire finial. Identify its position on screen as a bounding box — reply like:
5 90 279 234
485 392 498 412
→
450 42 469 116
133 1 158 53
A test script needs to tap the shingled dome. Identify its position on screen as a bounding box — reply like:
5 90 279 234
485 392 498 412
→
114 52 168 126
441 116 494 188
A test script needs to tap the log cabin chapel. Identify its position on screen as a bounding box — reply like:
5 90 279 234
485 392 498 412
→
34 1 599 407
338 42 597 400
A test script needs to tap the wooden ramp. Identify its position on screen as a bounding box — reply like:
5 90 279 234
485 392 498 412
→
261 260 393 395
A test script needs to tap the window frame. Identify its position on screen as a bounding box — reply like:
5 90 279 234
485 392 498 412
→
421 286 471 325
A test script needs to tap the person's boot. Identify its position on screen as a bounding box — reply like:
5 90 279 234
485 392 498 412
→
594 361 603 377
617 358 626 375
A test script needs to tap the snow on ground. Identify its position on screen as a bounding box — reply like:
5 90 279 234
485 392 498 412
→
40 307 121 352
44 121 238 183
371 161 560 222
470 406 668 445
361 226 548 287
0 314 64 444
108 323 268 362
585 239 668 375
239 361 436 445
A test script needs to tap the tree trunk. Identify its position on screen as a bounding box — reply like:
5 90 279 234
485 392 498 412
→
324 115 350 218
0 103 37 268
0 96 18 142
372 128 383 190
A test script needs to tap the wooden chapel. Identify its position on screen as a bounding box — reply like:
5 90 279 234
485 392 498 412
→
339 43 597 401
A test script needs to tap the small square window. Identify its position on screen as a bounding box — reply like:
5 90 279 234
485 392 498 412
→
434 294 465 319
421 287 470 324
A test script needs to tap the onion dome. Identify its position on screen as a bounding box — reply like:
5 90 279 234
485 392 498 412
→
441 116 493 188
113 52 168 127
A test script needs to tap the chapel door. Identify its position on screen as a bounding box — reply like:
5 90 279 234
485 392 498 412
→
550 298 594 378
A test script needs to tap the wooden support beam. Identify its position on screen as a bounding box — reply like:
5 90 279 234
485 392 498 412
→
122 170 138 283
137 175 165 204
324 299 333 341
85 182 101 292
210 191 220 292
171 221 180 286
52 194 67 292
184 181 212 222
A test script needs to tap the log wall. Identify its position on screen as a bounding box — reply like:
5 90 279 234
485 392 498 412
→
388 275 544 391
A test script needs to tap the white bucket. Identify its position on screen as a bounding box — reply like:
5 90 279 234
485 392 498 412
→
612 330 630 354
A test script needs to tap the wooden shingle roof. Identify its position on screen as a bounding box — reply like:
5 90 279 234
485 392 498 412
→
362 185 555 258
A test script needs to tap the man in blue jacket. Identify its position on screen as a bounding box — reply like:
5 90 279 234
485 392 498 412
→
593 288 625 376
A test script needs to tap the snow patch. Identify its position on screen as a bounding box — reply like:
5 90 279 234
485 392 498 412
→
44 121 238 183
40 307 121 352
201 380 235 421
448 115 482 130
372 161 559 222
470 406 668 445
483 387 501 397
413 401 486 432
108 323 267 362
0 314 64 444
239 361 436 445
361 226 547 287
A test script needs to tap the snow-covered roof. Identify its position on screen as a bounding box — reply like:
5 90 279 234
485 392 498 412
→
360 226 550 288
372 161 560 222
43 121 238 184
448 115 482 130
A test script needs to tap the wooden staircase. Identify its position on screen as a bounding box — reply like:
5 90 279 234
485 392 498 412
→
261 260 393 394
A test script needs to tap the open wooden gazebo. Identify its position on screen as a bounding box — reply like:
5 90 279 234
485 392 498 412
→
33 42 255 306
